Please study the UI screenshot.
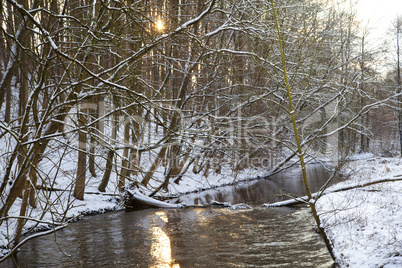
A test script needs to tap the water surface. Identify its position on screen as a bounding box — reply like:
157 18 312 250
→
4 164 337 267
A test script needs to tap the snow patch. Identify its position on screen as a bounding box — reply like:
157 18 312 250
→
317 157 402 268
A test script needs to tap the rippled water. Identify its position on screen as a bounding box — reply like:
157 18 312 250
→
4 207 334 267
4 164 337 267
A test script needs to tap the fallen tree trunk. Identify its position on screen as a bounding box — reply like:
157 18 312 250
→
264 176 402 207
123 187 183 209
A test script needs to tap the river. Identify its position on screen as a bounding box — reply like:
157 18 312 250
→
4 164 337 267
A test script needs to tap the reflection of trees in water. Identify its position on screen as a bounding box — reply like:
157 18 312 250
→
171 164 337 206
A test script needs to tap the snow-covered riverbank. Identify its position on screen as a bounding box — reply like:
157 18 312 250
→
1 155 401 267
317 155 402 268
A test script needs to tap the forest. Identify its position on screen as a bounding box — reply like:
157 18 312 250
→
0 0 401 260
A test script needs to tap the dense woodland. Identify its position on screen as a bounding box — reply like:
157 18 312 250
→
0 0 401 254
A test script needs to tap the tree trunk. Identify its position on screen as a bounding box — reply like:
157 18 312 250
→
397 20 402 156
265 176 402 207
270 1 336 261
98 149 114 192
123 187 181 209
28 153 40 208
88 96 98 178
98 112 118 192
13 180 31 248
89 133 97 178
16 0 31 199
141 146 167 187
119 116 131 190
73 107 87 200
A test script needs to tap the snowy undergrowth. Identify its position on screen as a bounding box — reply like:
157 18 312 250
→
317 156 402 268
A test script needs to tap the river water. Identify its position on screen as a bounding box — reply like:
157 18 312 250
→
167 163 335 206
4 164 337 267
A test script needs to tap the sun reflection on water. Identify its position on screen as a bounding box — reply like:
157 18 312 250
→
150 211 180 268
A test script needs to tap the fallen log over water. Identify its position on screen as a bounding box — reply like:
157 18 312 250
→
123 187 183 209
263 176 402 207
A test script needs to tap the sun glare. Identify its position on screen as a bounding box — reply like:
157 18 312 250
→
156 19 164 32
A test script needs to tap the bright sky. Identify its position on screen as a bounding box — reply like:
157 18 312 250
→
355 0 402 73
356 0 402 40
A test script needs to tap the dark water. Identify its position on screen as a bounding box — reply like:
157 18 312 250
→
4 164 337 267
169 163 335 206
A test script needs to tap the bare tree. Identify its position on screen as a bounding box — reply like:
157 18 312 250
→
396 17 402 155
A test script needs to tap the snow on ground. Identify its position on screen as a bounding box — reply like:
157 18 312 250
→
317 155 402 268
161 166 268 196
